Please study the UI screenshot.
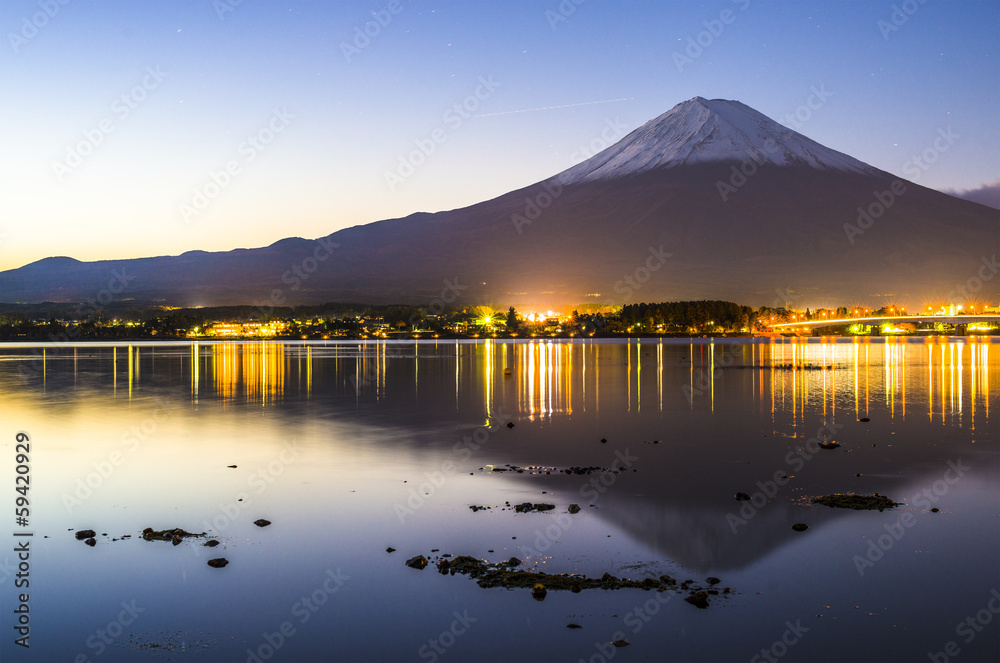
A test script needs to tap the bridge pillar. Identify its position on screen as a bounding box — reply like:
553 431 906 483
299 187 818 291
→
955 324 967 336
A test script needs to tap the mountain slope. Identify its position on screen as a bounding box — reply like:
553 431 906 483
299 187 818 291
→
1 97 996 309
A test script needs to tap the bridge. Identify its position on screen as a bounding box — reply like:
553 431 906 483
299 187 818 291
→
770 314 1000 334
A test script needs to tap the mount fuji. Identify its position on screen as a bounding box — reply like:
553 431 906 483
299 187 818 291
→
2 97 996 308
556 96 882 184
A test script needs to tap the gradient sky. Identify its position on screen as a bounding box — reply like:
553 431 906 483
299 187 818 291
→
1 0 997 271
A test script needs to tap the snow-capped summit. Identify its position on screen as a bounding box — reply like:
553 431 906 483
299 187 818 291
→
557 96 882 184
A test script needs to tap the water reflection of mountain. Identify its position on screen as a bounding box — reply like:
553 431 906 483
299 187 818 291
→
540 462 999 574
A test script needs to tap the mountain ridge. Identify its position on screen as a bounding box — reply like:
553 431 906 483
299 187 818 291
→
1 96 996 308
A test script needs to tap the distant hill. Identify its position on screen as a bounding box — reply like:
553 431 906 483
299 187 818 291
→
2 97 997 309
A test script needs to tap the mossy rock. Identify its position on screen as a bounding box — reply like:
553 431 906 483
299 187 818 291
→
142 527 206 542
811 493 901 510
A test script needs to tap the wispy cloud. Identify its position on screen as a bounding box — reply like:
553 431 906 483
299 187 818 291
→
942 178 1000 210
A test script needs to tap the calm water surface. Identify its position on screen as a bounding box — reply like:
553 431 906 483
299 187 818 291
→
0 338 997 662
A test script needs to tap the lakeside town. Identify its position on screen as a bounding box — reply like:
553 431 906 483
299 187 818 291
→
1 299 997 342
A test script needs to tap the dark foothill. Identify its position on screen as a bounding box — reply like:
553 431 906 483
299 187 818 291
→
405 555 429 570
75 529 96 540
735 492 751 501
612 640 629 647
254 519 271 527
792 523 809 532
207 558 229 568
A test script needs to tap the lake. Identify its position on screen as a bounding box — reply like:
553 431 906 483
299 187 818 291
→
1 337 997 662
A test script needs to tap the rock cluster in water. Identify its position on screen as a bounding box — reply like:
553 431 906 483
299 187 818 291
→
410 554 731 608
812 493 901 510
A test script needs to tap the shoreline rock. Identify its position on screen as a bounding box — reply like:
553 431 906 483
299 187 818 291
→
812 493 901 511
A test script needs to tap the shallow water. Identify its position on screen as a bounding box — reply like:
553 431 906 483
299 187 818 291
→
1 337 997 662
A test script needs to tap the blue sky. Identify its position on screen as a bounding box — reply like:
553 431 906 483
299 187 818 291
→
1 0 997 270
